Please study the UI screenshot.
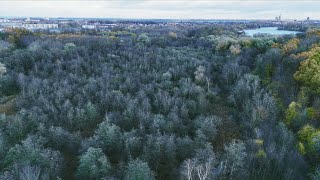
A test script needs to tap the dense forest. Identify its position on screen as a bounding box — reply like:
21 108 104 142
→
0 23 320 180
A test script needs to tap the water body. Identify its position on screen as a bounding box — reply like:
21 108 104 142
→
244 27 301 36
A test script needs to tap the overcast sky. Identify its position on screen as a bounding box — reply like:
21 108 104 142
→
0 1 319 20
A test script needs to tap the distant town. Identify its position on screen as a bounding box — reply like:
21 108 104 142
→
0 16 319 33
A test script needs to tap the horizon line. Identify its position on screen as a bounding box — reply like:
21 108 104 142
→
0 16 318 21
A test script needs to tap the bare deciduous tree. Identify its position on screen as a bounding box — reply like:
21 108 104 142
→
19 165 42 180
0 62 6 76
196 161 211 180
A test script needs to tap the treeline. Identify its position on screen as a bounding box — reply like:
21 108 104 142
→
0 25 319 179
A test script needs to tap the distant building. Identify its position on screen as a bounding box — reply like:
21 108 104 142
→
0 22 59 30
100 24 117 28
275 14 282 21
0 22 23 28
82 24 96 29
59 21 69 24
23 24 59 29
0 19 10 23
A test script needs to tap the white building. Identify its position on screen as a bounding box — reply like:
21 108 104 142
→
0 22 23 28
0 19 10 23
82 24 96 29
23 24 59 29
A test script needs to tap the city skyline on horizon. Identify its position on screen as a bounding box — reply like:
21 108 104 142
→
0 1 319 20
0 16 316 21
